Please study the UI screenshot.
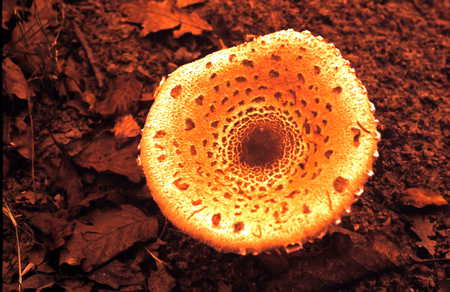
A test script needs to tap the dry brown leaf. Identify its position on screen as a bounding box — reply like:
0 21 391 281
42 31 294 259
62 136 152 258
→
60 205 158 272
60 279 94 292
82 91 97 111
174 47 201 63
88 259 145 289
400 187 448 208
74 133 142 182
265 227 411 291
3 58 34 100
176 0 206 8
62 57 83 95
121 0 212 38
10 113 32 159
113 114 141 138
2 0 16 29
95 74 143 116
147 261 176 292
77 193 107 208
25 210 74 250
22 274 55 291
410 215 436 256
173 11 211 38
53 157 84 209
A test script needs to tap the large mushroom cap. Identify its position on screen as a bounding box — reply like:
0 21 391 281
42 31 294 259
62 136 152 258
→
141 30 379 254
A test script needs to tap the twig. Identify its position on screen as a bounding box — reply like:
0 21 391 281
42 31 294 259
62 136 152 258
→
27 96 36 192
3 201 23 292
145 247 166 266
73 23 104 88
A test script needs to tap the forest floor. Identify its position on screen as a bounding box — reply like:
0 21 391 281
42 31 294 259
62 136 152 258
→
2 0 449 291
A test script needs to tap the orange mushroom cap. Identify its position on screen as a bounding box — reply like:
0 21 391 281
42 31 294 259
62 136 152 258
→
140 30 379 254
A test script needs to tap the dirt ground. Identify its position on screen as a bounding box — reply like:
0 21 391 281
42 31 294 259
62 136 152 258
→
2 0 449 291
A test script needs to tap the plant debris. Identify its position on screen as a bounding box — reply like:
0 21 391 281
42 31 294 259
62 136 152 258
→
2 0 448 291
74 133 142 183
3 58 35 100
400 187 448 208
121 0 212 38
60 205 158 272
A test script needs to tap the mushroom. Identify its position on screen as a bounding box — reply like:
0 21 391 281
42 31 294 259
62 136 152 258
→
140 30 379 254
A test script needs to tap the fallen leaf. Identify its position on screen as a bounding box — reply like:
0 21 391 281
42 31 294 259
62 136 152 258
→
2 0 16 29
62 57 84 96
113 114 141 138
410 215 436 256
22 273 55 291
10 111 32 159
36 262 56 274
77 192 107 208
25 210 74 250
28 247 46 268
174 47 201 63
82 91 97 111
60 279 94 292
264 227 411 291
173 11 211 38
2 58 34 99
60 205 158 272
89 259 145 289
95 74 143 116
53 127 83 145
122 0 179 36
147 262 176 292
121 0 212 38
400 187 448 208
74 133 142 183
53 157 84 209
176 0 206 8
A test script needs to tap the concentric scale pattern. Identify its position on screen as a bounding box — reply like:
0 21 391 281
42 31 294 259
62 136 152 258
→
140 30 379 254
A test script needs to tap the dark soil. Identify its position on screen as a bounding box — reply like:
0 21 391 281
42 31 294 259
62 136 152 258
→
2 0 449 291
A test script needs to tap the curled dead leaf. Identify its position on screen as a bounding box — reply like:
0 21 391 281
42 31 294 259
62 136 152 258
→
3 58 34 100
121 0 211 38
2 0 15 29
176 0 206 8
410 215 436 256
113 114 141 138
10 113 32 159
401 187 448 208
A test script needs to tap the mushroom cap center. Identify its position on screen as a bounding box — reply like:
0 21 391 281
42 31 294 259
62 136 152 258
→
240 123 284 167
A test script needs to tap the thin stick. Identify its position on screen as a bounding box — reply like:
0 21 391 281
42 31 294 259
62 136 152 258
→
27 96 36 192
73 23 104 88
145 247 166 266
3 201 23 292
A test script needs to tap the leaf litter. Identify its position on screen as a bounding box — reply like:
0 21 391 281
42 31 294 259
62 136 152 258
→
2 0 449 291
120 0 212 38
60 205 158 272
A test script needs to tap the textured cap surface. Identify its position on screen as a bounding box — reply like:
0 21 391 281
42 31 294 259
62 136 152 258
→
141 30 378 254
